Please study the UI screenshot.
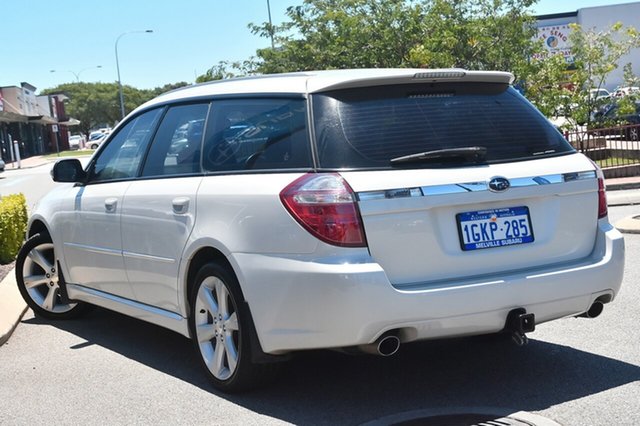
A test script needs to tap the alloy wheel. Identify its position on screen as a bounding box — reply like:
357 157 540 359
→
22 242 76 314
194 276 240 381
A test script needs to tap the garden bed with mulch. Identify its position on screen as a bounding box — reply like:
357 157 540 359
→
0 261 15 283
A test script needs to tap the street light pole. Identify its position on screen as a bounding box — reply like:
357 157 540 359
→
266 0 275 49
115 29 153 119
50 65 102 82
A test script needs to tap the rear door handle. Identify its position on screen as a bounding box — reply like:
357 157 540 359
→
105 197 118 213
172 197 190 214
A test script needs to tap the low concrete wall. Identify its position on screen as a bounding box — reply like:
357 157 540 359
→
603 164 640 179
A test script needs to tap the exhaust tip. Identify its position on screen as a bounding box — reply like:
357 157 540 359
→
586 300 604 318
377 335 401 357
356 331 402 356
579 300 605 319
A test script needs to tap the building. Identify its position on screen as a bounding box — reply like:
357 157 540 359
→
0 83 75 164
536 1 640 91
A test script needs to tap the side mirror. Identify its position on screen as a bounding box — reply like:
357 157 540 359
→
51 159 87 183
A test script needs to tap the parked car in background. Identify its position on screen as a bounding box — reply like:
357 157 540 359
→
88 129 112 149
89 128 112 139
16 69 625 392
88 133 108 149
589 88 611 101
590 100 640 140
0 157 5 172
613 86 640 98
548 114 571 131
68 135 83 150
88 131 104 141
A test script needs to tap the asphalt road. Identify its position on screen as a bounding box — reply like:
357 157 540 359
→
0 162 638 425
0 157 92 212
0 163 57 212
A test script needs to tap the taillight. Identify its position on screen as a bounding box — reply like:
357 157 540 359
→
597 175 608 219
280 173 367 247
588 159 608 219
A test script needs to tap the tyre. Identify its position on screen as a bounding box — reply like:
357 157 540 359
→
188 261 277 392
90 143 99 149
15 233 90 319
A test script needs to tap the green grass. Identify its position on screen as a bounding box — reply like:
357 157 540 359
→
596 157 640 168
43 150 95 159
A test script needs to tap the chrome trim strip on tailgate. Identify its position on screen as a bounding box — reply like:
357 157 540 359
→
356 170 597 201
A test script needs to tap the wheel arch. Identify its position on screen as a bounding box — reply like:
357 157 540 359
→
183 246 242 316
181 244 283 363
28 218 50 239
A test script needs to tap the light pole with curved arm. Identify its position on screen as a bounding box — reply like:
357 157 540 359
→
50 65 102 82
115 29 153 119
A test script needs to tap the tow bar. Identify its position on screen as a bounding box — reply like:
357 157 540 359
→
505 308 535 346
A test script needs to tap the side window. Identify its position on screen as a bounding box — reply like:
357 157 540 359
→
89 108 162 182
203 98 311 172
141 103 209 177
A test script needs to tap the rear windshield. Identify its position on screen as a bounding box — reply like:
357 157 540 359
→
312 83 574 169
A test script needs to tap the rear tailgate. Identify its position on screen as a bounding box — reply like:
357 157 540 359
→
342 153 600 287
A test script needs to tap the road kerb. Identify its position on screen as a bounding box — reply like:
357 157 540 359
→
0 269 28 346
615 215 640 234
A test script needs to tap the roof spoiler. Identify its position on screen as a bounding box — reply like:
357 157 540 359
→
309 69 514 93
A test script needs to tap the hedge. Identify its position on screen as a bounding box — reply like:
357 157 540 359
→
0 193 28 264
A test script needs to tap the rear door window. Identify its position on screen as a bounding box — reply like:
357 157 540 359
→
203 98 311 172
312 84 574 169
141 103 209 177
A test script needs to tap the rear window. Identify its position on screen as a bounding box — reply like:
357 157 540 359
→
312 83 573 169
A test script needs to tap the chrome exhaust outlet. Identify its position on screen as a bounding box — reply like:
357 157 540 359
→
358 332 401 357
579 300 604 319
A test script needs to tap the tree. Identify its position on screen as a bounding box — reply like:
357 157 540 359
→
151 82 190 96
249 0 428 73
525 22 640 133
196 61 256 83
42 81 190 136
407 0 538 82
42 82 123 136
521 53 572 119
246 0 539 77
569 22 640 127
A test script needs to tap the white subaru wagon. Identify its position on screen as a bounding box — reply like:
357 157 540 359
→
16 69 625 392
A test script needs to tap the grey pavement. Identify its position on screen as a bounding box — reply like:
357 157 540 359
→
2 151 93 171
0 271 27 346
2 155 55 170
1 157 640 347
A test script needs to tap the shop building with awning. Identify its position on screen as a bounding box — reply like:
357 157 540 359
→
0 82 79 163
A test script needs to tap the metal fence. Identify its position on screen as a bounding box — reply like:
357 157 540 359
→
564 123 640 170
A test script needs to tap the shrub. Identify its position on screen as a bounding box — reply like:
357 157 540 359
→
0 193 28 264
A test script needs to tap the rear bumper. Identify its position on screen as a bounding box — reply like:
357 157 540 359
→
235 221 624 354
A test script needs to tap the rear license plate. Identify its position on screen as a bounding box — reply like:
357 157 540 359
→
456 206 534 251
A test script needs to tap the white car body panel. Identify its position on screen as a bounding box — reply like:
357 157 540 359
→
231 221 623 353
58 181 134 299
121 177 202 312
342 154 598 285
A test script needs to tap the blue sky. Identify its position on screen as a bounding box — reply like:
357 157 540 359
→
1 0 637 92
